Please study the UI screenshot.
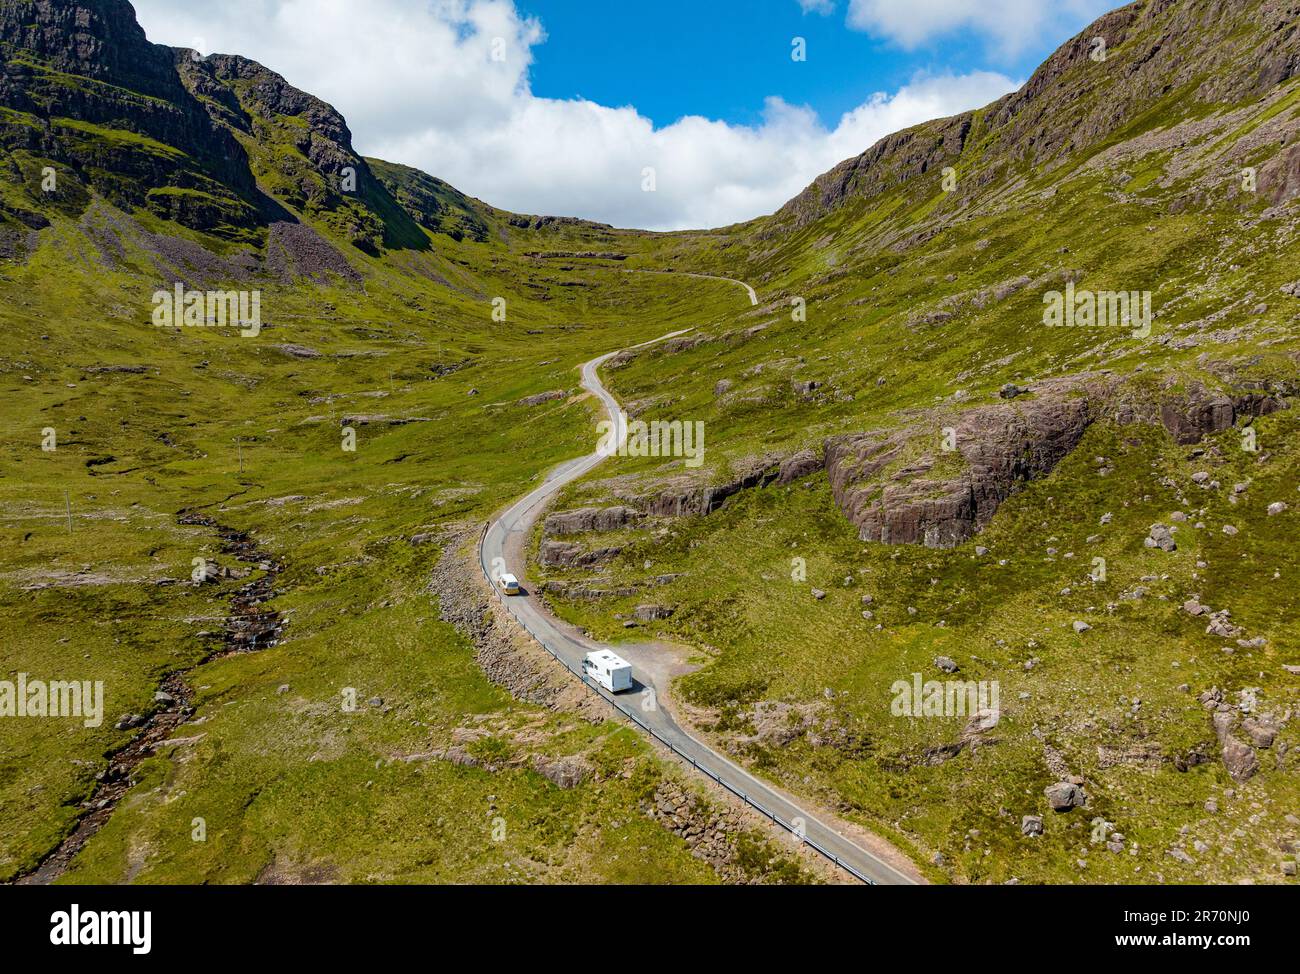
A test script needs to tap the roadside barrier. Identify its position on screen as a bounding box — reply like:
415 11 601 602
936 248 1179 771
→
476 522 876 885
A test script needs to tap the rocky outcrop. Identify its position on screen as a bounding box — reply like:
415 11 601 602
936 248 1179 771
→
539 574 679 602
1204 691 1265 784
538 580 641 600
815 366 1293 548
641 779 811 884
531 753 591 789
542 506 642 536
632 604 674 622
537 540 624 569
826 387 1092 548
778 449 821 484
517 389 568 407
1159 382 1283 445
623 457 781 517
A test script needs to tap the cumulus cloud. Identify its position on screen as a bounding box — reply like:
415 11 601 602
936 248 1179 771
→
132 0 1018 230
846 0 1112 58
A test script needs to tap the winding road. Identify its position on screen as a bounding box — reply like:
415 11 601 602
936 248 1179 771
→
478 276 917 886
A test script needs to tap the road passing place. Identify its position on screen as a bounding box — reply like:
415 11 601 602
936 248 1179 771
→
478 298 917 885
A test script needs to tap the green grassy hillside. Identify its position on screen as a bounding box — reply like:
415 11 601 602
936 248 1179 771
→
3 0 1299 885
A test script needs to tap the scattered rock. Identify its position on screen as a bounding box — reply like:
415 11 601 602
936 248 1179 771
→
1205 610 1244 639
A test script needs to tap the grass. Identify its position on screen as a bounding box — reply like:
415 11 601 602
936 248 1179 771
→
0 193 801 883
536 414 1300 883
4 0 1300 884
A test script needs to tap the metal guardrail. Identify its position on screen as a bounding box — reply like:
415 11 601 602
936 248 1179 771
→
477 522 875 885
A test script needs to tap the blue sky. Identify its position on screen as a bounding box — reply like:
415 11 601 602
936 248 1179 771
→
519 0 1070 130
132 0 1114 229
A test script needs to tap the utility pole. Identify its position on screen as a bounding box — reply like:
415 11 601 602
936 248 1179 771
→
64 491 72 533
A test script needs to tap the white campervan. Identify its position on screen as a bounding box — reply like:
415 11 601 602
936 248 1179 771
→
500 573 521 595
582 650 633 693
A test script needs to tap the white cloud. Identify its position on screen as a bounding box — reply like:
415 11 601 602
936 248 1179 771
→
846 0 1112 58
131 0 1018 230
797 0 837 14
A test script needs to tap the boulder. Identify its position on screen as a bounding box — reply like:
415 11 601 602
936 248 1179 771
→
1242 717 1277 748
1221 738 1258 783
791 378 821 398
1045 781 1086 811
1146 524 1176 551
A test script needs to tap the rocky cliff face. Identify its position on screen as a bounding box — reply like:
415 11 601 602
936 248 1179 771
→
0 0 423 250
816 372 1291 549
774 0 1300 230
0 0 261 231
825 383 1098 547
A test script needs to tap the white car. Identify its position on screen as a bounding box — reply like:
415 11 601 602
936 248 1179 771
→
499 573 521 595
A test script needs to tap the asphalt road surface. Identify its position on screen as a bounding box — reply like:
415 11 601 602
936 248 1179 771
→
479 291 916 885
